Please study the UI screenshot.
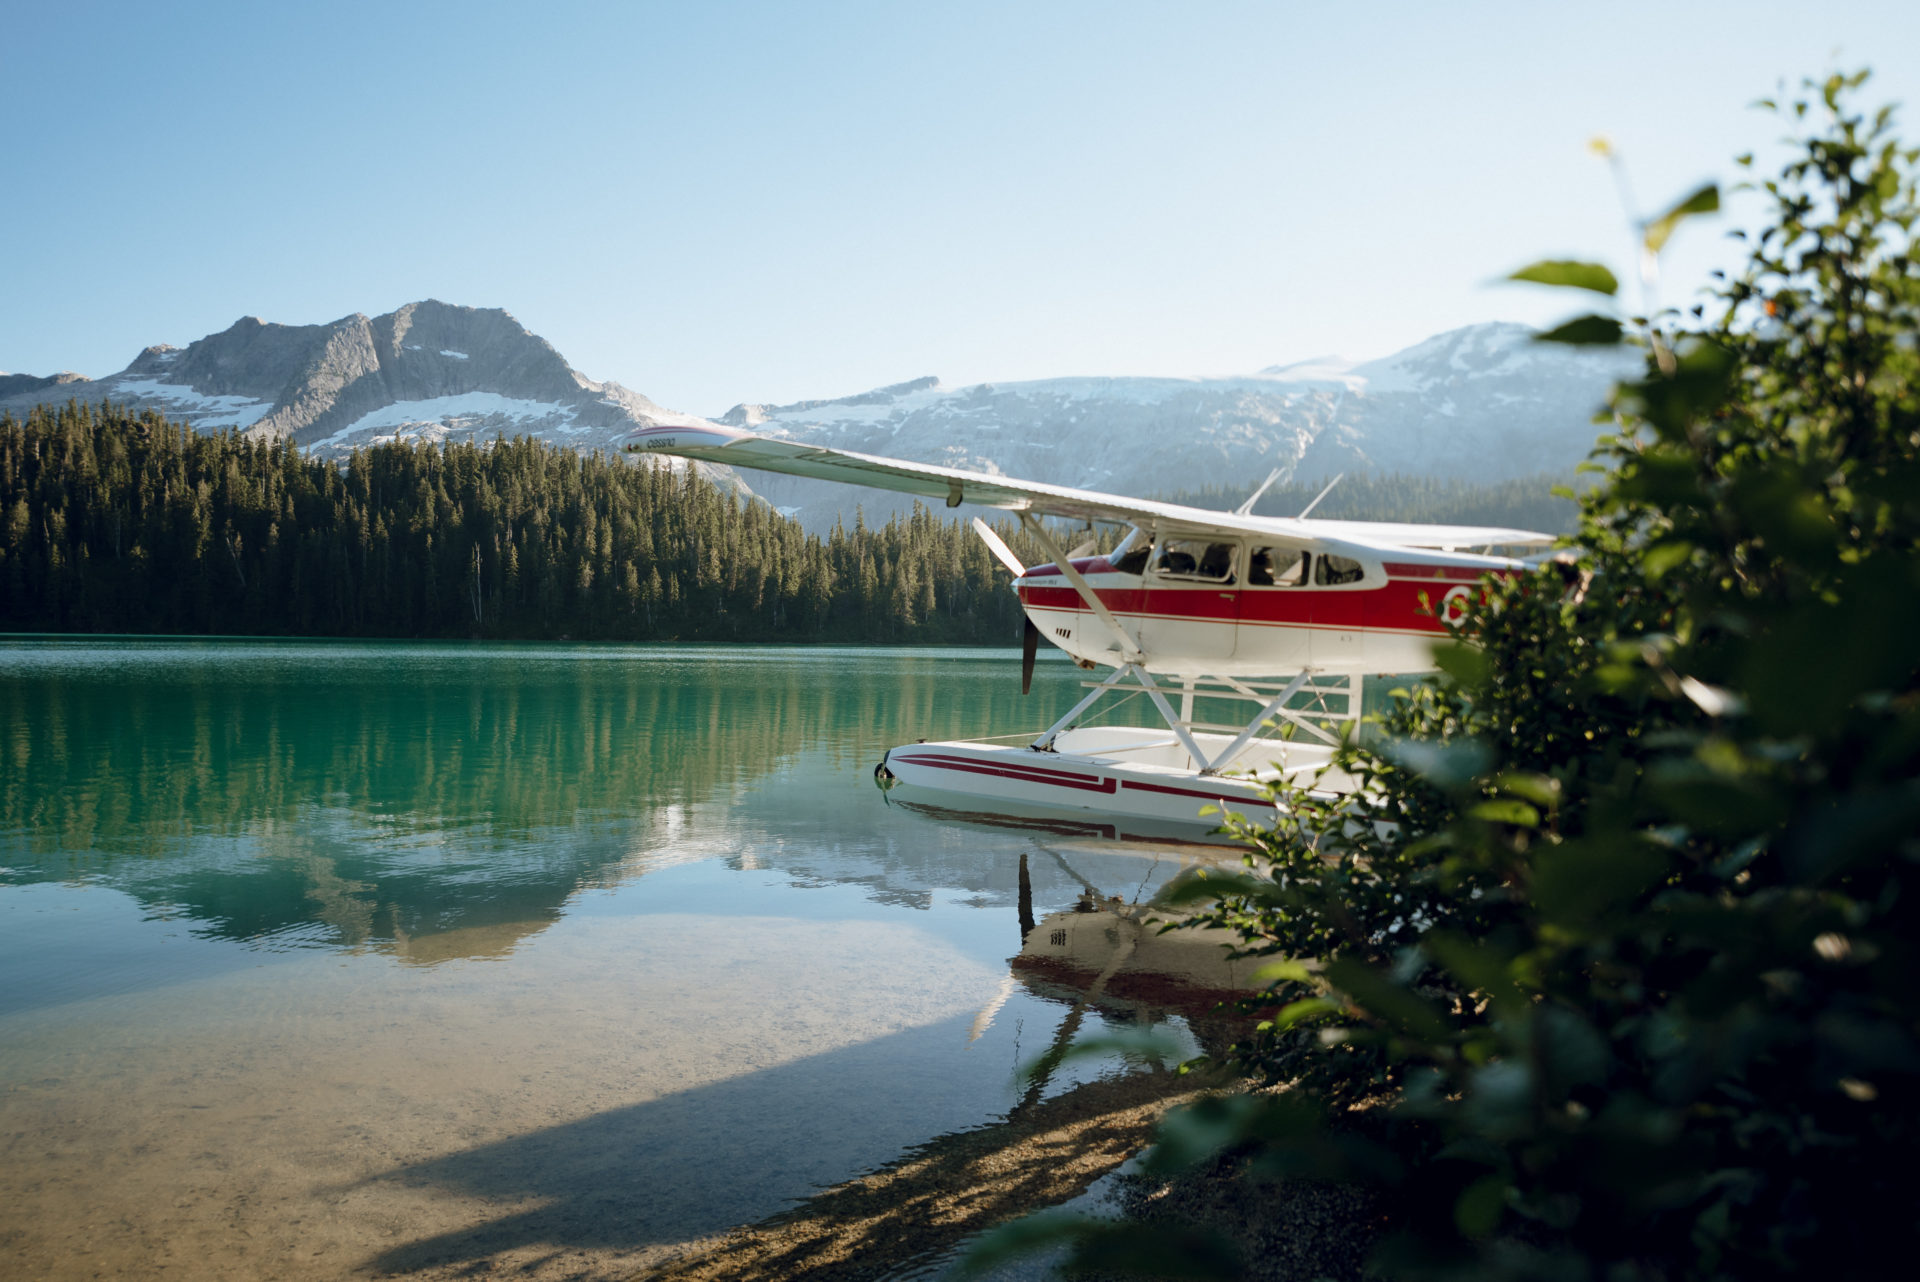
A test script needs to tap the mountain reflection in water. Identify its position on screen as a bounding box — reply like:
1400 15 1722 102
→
0 638 1162 963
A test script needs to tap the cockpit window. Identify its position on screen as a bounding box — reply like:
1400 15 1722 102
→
1248 547 1308 586
1154 538 1236 583
1315 553 1366 585
1110 540 1151 575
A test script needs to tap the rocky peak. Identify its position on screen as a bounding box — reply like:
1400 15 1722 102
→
0 371 90 400
0 300 713 459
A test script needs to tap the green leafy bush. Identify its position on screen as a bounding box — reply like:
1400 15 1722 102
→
988 72 1920 1280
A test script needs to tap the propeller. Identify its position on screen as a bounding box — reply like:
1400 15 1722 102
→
1022 616 1040 695
971 517 1044 696
970 517 1026 576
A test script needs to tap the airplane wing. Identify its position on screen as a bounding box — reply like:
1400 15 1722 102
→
1292 519 1560 552
628 422 1184 528
626 424 1557 558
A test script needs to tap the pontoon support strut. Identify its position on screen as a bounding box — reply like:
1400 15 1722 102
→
1031 664 1135 750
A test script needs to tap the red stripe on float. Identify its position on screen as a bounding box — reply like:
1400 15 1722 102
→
1119 779 1278 808
889 754 1118 794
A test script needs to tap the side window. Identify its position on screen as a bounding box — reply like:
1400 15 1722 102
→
1153 538 1237 583
1315 553 1366 586
1248 547 1308 586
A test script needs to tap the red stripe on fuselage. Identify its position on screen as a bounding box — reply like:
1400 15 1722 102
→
1019 567 1505 636
1020 583 1453 634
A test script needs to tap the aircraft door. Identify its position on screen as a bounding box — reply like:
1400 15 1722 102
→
1308 552 1367 668
1137 535 1239 668
1236 546 1315 670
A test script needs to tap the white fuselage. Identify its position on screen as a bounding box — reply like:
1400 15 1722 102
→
1015 536 1498 676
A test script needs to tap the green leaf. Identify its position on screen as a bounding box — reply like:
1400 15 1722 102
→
1015 1027 1187 1085
1270 995 1346 1029
1623 339 1737 437
1537 314 1625 345
1649 770 1788 835
1062 1222 1243 1280
1455 1174 1510 1240
1324 957 1452 1041
1492 772 1561 809
1641 539 1695 580
1250 958 1318 986
1424 932 1526 1014
1535 1004 1611 1093
1644 183 1720 253
1154 868 1285 909
1530 836 1670 926
1507 259 1620 295
1379 737 1494 791
1782 780 1920 886
955 1210 1082 1275
1433 641 1491 689
1467 798 1541 827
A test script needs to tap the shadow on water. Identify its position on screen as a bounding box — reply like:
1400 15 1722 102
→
348 1013 1037 1274
356 859 1255 1281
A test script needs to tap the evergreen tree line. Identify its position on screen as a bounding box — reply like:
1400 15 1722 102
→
0 400 1044 643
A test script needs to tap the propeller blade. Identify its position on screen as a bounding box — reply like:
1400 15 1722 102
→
971 517 1026 576
1022 616 1040 695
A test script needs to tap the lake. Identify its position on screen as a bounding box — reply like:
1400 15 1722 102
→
0 639 1254 1281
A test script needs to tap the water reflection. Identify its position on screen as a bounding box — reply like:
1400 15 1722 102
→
0 638 1258 1282
617 857 1264 1282
0 639 1160 962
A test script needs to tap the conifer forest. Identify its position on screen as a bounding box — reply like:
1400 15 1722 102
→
0 401 1033 643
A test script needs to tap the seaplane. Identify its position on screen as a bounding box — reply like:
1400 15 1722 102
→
626 423 1559 827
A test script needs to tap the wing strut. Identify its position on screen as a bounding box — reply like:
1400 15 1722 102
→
1297 473 1345 518
1233 467 1285 516
1018 513 1143 666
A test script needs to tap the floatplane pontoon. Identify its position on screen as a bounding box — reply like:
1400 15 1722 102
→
627 423 1557 828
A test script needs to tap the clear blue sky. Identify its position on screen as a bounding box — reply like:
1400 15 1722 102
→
4 1 1916 416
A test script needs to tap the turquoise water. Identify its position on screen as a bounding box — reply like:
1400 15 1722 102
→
0 639 1235 1281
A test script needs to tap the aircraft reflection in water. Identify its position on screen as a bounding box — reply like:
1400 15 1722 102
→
963 810 1271 1097
641 836 1268 1282
890 792 1269 1045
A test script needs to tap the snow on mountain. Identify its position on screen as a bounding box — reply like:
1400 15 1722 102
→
0 300 708 462
3 312 1635 533
719 322 1636 530
110 379 277 429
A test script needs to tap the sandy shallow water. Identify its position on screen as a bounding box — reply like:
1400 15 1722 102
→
1 898 1051 1279
1 641 1243 1281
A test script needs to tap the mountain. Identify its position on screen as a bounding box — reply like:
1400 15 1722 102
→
718 322 1637 529
0 371 90 400
0 300 710 458
4 309 1634 531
